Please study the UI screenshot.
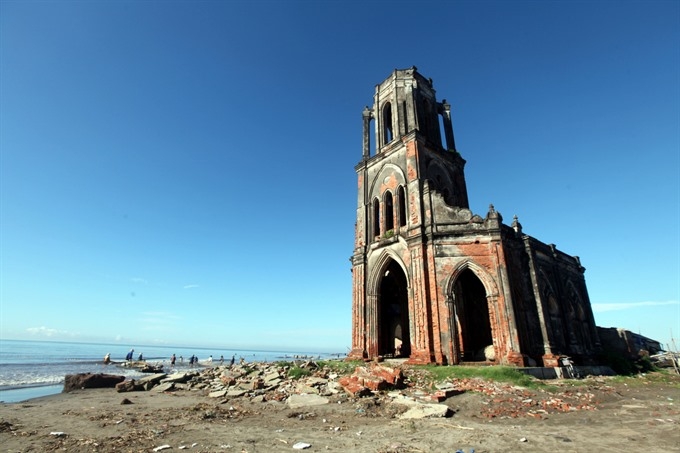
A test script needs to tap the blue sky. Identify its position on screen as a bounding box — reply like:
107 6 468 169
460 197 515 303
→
1 0 678 353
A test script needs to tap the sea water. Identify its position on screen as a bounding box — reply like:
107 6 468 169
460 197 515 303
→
0 339 336 403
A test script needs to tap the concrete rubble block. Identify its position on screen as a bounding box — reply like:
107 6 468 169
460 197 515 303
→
161 373 193 384
208 389 228 398
115 379 139 393
286 393 330 408
294 384 319 395
153 382 175 393
226 389 248 398
326 381 342 394
263 371 281 383
136 373 167 387
305 377 329 387
396 403 451 419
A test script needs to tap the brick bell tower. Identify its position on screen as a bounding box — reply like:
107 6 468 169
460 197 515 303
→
349 66 470 364
349 67 601 367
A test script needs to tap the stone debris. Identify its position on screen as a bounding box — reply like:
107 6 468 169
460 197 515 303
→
63 373 126 392
72 360 610 421
287 394 330 408
292 441 312 449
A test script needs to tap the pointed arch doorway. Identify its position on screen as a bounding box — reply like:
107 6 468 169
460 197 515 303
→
378 260 410 358
453 269 493 362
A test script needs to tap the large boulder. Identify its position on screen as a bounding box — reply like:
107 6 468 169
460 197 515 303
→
63 373 125 392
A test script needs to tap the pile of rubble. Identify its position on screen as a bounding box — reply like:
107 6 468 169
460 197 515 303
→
65 360 608 420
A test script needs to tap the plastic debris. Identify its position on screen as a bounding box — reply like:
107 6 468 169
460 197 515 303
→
292 442 312 450
49 432 66 437
153 445 171 452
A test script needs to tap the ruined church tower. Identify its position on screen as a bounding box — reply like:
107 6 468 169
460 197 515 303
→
349 67 601 367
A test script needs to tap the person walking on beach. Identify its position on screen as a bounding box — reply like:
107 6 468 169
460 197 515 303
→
126 349 134 361
170 354 176 367
219 355 224 365
138 352 144 361
230 354 235 367
103 353 111 365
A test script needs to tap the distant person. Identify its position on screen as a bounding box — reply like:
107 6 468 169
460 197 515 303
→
138 353 144 361
126 349 135 361
219 355 224 365
207 355 213 363
230 355 235 367
179 355 184 363
104 353 111 365
171 354 176 366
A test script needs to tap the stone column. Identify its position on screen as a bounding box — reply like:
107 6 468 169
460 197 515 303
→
362 107 373 159
348 259 367 360
366 292 379 358
440 100 456 151
445 294 459 364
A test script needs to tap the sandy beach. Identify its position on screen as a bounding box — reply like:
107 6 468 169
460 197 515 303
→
1 364 679 453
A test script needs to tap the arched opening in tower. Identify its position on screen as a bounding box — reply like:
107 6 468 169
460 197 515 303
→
454 269 493 361
378 260 410 358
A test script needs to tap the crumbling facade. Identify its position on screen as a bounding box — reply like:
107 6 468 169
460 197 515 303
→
349 67 601 367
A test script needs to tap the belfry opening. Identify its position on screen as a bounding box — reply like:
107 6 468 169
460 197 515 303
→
349 67 602 367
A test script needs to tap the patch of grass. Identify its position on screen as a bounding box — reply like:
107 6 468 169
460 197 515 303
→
609 370 680 388
318 359 361 375
412 364 546 389
287 366 312 380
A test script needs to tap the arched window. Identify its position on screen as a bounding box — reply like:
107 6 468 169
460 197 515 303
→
397 186 406 227
385 191 394 232
373 198 381 238
421 99 432 137
383 102 393 145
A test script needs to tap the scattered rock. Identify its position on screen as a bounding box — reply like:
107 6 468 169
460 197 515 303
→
153 382 175 393
63 373 125 392
287 394 330 408
209 389 228 398
116 380 140 393
396 403 451 419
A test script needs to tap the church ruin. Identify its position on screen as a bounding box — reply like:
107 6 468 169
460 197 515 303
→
349 67 601 367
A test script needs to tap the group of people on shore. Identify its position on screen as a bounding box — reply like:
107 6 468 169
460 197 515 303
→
105 350 241 368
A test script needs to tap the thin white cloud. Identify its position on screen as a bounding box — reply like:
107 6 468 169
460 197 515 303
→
139 311 182 332
592 300 679 313
183 284 199 289
26 326 71 337
131 277 148 284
